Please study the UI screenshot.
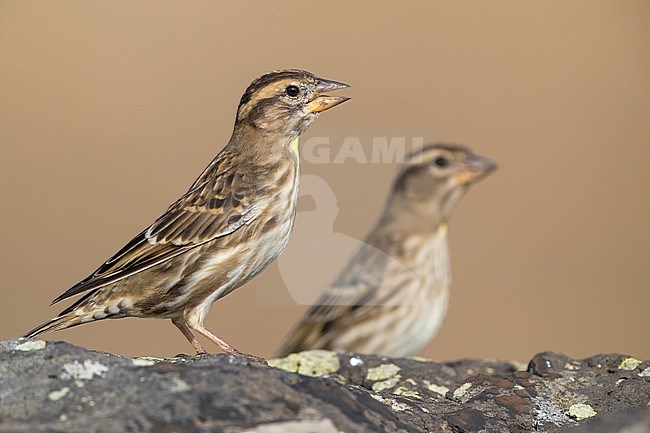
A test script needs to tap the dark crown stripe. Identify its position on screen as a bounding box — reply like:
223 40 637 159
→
239 69 313 108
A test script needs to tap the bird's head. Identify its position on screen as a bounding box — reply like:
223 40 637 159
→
236 69 350 139
393 144 497 223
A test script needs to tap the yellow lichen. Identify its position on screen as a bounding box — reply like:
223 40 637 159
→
618 358 642 371
392 386 421 398
268 350 340 377
48 387 70 401
268 354 300 372
328 374 347 384
366 363 401 381
372 376 401 392
15 340 46 352
426 383 449 397
568 403 597 420
452 382 472 400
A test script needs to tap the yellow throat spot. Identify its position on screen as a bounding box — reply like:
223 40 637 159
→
437 223 448 237
289 137 300 156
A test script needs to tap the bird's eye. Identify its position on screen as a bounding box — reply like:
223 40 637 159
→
285 85 300 98
434 156 449 168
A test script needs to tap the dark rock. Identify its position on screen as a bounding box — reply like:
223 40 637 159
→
0 339 648 432
559 406 650 433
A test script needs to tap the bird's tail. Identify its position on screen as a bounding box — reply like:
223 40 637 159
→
24 313 84 339
275 322 324 358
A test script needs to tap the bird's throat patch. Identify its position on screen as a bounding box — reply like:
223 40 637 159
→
289 137 300 158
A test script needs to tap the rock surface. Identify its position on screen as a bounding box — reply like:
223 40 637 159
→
0 338 648 432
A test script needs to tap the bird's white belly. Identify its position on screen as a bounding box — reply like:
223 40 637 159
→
184 170 300 324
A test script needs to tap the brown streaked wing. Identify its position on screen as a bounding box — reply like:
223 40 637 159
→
276 281 375 356
278 277 412 356
51 164 260 305
277 241 415 355
301 242 392 322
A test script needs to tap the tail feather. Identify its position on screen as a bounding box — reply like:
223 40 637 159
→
25 291 97 339
276 321 325 358
24 313 84 339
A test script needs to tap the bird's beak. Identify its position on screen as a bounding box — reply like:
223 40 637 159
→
307 77 351 113
455 154 497 184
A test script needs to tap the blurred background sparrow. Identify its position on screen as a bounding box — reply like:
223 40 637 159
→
277 144 495 357
25 69 350 361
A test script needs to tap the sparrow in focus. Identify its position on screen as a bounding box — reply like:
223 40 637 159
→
25 69 350 362
277 144 495 357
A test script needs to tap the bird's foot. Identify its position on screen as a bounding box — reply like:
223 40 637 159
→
229 348 267 365
243 354 268 365
173 353 199 360
187 323 267 364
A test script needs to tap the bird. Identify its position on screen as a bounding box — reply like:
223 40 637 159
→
277 143 496 357
25 69 350 362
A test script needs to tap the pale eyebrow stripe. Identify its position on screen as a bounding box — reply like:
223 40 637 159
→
239 78 298 118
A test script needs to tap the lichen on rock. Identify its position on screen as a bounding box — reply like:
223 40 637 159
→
1 340 649 433
618 357 642 371
568 403 597 420
366 363 401 381
268 349 340 377
15 339 46 352
60 360 109 380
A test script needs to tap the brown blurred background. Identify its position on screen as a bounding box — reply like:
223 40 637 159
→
1 1 648 362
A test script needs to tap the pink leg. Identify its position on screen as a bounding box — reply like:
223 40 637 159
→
172 318 207 355
191 323 267 364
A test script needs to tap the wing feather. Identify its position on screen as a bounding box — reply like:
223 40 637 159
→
277 240 421 356
52 159 259 304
